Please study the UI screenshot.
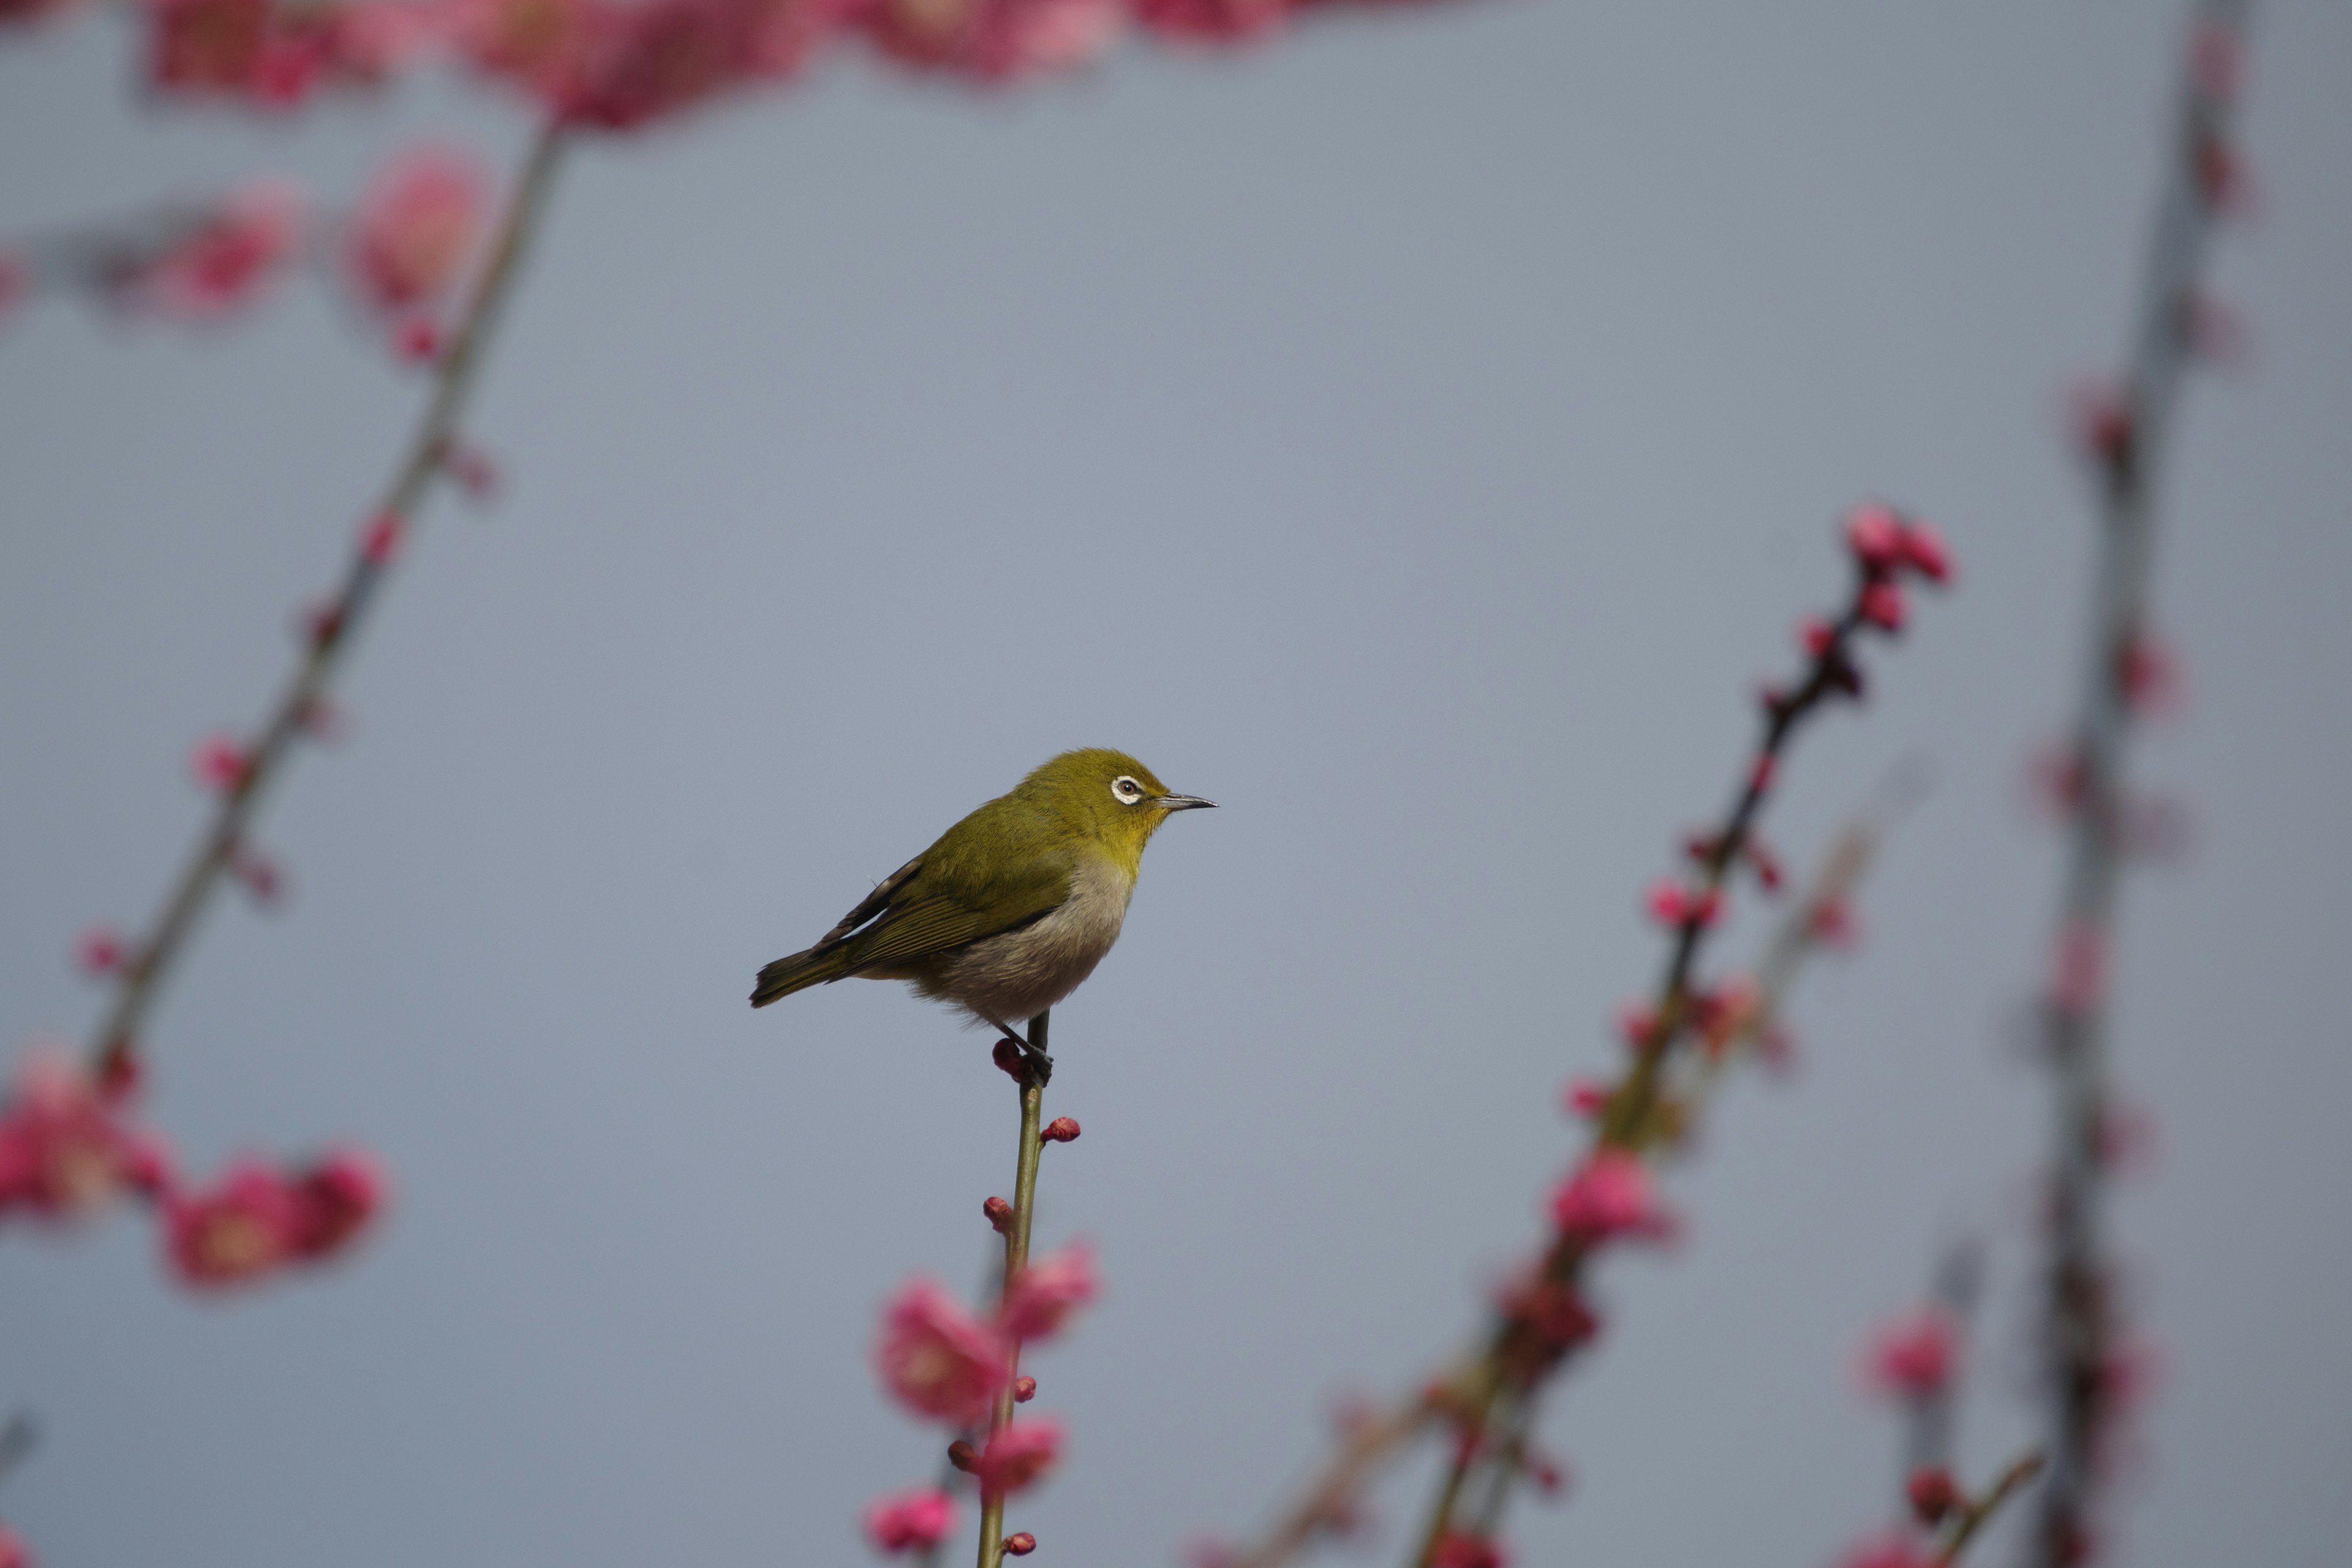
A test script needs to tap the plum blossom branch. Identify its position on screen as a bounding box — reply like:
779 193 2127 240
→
1215 513 1951 1568
2031 6 2252 1563
864 1017 1096 1562
79 121 566 1088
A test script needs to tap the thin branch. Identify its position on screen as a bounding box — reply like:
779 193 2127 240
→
1937 1450 2044 1566
2032 5 2251 1561
85 121 571 1084
975 1010 1049 1568
1223 566 1942 1568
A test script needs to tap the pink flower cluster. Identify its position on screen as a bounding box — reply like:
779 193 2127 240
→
0 1048 386 1291
0 0 1472 128
0 146 487 351
863 1246 1094 1551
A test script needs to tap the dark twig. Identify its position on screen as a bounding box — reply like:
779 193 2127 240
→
2032 6 2251 1562
84 121 570 1085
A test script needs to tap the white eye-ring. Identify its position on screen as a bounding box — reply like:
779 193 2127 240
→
1111 776 1144 804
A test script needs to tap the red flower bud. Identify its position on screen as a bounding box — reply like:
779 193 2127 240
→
1858 579 1907 633
1797 616 1837 657
1005 1534 1038 1557
445 441 499 501
1562 1079 1607 1118
1899 520 1953 584
191 733 250 793
77 925 129 979
946 1439 979 1473
393 317 440 365
1039 1117 1080 1145
1843 502 1906 575
1906 1466 1961 1526
359 511 405 567
1014 1374 1036 1403
984 1196 1014 1234
992 1038 1026 1079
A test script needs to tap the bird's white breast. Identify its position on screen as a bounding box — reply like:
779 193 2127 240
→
932 856 1134 1026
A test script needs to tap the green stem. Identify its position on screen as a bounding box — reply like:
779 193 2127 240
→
975 1009 1047 1568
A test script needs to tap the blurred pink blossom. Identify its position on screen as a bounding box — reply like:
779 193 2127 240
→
1834 1531 1937 1568
0 1049 172 1223
1000 1242 1098 1341
165 1158 303 1287
1860 1306 1957 1400
875 1279 1009 1425
345 145 488 318
973 1417 1061 1498
1547 1151 1675 1245
136 181 306 320
861 1485 957 1552
862 0 1122 81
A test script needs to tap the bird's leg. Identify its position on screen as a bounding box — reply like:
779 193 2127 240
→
1022 1011 1053 1087
984 1016 1054 1088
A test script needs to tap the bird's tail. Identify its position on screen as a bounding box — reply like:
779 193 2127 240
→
750 942 861 1008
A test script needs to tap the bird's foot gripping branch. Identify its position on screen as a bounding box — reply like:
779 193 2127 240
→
862 1012 1098 1564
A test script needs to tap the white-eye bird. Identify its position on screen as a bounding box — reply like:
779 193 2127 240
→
750 750 1213 1070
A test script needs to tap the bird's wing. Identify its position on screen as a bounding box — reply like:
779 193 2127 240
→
835 853 1072 971
818 854 925 945
830 799 1076 970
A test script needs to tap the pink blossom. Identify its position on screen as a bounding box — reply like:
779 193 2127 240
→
1548 1151 1675 1244
1899 520 1953 583
76 925 129 978
1857 579 1907 633
1430 1534 1507 1568
192 733 251 792
862 1485 957 1552
1562 1078 1607 1118
1000 1242 1098 1341
1834 1531 1937 1568
875 1279 1009 1425
0 1049 171 1221
287 1147 386 1258
862 0 1123 81
137 181 305 320
465 0 832 130
345 145 487 318
1860 1306 1958 1399
165 1158 305 1287
0 1521 28 1568
1843 502 1906 575
1905 1466 1959 1525
1131 0 1286 43
973 1417 1061 1498
1645 878 1718 930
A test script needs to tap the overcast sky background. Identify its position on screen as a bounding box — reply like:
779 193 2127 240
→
2 2 2348 1565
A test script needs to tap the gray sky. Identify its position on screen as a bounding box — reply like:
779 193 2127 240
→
2 2 2349 1564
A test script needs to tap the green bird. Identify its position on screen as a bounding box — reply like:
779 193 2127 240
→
750 749 1214 1068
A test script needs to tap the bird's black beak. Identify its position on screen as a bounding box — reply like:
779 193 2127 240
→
1155 794 1216 812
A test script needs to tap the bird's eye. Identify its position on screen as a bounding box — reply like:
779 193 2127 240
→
1112 777 1142 803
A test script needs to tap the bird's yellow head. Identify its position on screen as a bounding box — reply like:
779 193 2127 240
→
1016 748 1215 873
